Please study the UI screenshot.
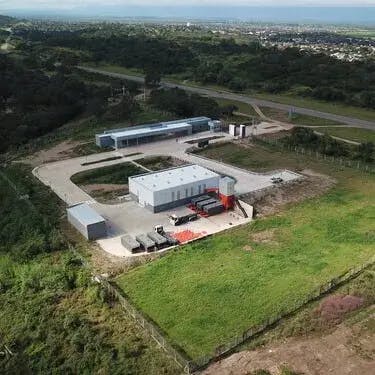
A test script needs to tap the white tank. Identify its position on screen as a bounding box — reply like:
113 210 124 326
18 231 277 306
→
219 177 235 196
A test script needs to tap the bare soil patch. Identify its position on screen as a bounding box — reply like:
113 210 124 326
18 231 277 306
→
202 308 375 375
251 229 276 244
81 183 128 204
19 140 84 166
245 169 336 217
316 295 364 325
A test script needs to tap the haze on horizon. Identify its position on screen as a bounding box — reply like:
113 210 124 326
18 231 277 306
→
1 0 375 11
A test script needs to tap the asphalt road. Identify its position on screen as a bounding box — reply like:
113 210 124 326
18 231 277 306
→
78 66 375 130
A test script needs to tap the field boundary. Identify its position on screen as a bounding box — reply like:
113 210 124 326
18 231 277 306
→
98 278 194 374
191 255 375 370
253 136 375 174
102 255 375 373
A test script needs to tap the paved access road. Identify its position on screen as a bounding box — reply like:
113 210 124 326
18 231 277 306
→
78 66 375 130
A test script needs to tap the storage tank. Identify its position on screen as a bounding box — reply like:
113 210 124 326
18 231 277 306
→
229 124 237 136
219 177 235 196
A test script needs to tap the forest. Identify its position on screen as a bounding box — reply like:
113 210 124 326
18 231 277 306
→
15 28 375 109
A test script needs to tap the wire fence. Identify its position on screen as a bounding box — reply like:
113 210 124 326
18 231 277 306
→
191 255 375 369
98 278 194 374
252 135 375 174
97 255 375 373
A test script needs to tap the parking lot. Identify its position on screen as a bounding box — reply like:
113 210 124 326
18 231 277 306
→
33 132 301 257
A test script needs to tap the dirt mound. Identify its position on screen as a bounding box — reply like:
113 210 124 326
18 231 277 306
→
316 295 364 324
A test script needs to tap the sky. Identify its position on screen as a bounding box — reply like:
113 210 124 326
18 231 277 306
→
1 0 375 11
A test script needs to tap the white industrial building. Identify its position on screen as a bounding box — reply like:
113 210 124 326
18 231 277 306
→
128 165 220 213
95 117 213 149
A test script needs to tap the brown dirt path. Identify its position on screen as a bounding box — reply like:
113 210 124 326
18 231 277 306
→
202 310 375 375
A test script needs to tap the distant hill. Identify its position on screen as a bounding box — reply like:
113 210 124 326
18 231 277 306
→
0 15 16 26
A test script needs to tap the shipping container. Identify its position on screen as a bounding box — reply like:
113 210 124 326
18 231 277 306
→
203 202 224 215
196 198 218 210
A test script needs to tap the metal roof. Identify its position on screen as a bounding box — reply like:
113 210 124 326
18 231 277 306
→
67 203 105 225
111 122 192 141
101 117 211 136
129 165 219 192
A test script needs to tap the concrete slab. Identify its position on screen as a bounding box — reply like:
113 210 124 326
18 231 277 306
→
33 131 301 258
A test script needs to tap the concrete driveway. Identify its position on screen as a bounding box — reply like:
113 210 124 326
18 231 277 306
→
33 133 301 257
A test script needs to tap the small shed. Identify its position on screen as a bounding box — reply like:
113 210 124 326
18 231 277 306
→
67 203 107 240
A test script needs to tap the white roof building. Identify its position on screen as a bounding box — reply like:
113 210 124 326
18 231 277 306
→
128 165 220 213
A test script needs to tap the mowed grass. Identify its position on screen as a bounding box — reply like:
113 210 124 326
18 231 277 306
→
214 98 258 117
116 144 375 359
195 142 315 173
71 162 144 185
320 127 375 143
254 93 375 122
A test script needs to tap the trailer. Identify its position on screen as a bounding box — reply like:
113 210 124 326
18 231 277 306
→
203 202 224 216
121 235 141 253
196 198 218 211
135 234 156 252
147 231 168 248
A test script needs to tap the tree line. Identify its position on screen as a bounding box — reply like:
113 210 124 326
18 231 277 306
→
15 28 375 109
285 127 374 163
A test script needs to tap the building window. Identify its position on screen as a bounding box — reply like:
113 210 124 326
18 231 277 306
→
198 185 202 194
203 184 206 192
185 188 188 197
172 191 175 201
191 187 194 196
177 190 181 200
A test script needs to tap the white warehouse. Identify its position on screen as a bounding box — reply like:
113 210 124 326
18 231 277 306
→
128 165 220 213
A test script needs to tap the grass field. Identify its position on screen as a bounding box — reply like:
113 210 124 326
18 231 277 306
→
320 127 375 143
84 63 143 77
195 142 323 173
214 98 258 117
137 156 186 171
71 162 144 185
116 143 375 359
254 93 375 122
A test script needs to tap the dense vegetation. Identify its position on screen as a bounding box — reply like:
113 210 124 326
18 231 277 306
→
0 164 64 260
15 27 375 109
0 55 110 153
117 144 375 359
0 164 179 374
149 87 221 118
286 127 374 162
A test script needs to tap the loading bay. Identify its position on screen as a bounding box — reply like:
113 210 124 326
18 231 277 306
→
33 132 301 257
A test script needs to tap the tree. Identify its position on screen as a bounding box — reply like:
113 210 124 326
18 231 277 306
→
356 142 374 162
144 66 161 88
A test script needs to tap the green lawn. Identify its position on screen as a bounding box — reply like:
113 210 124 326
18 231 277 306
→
71 162 144 185
291 114 343 126
84 63 143 77
214 98 258 117
320 127 375 144
136 156 186 171
116 144 375 359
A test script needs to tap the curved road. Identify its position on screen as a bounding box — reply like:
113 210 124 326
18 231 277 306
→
78 66 375 130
